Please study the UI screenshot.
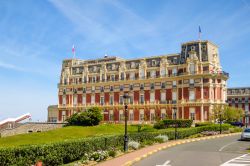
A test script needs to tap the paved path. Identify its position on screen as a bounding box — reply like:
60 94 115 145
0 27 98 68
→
134 134 250 166
97 133 244 166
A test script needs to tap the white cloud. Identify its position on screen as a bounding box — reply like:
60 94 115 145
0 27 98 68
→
0 60 26 71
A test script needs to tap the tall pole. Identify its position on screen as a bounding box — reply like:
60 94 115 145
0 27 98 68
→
174 107 177 140
219 112 222 134
123 94 129 152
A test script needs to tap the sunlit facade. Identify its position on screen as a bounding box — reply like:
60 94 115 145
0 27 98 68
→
56 40 228 123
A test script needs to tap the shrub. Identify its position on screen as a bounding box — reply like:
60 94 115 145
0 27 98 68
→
89 150 108 162
155 135 169 142
154 119 193 129
128 141 140 150
108 150 117 157
66 107 103 126
195 122 213 127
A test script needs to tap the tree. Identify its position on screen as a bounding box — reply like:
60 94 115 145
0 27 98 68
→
66 107 103 126
211 105 244 123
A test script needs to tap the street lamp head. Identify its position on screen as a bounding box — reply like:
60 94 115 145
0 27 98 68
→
123 93 130 105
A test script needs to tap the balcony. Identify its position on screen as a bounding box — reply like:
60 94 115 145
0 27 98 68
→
58 69 230 87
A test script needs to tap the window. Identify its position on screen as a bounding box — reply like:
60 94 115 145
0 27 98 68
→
91 86 95 92
129 110 134 121
140 84 144 90
92 76 96 83
130 72 135 80
110 95 114 105
119 95 124 104
140 94 145 104
91 95 95 105
130 94 134 104
161 109 166 120
173 80 177 87
139 69 145 79
120 73 124 80
62 96 66 105
150 109 155 121
112 64 116 70
62 111 66 122
150 83 155 89
172 91 177 101
172 68 177 76
110 86 114 91
100 86 104 92
152 60 156 66
131 62 135 68
189 63 195 74
246 104 249 112
139 109 144 121
119 110 124 121
161 82 166 88
150 92 155 103
161 68 166 76
150 70 156 78
73 95 77 106
102 74 105 81
100 96 104 105
172 108 177 119
130 84 133 90
120 85 124 91
190 79 194 85
189 90 195 101
190 108 195 120
111 75 115 81
191 46 195 51
82 95 86 105
109 110 113 121
161 92 166 102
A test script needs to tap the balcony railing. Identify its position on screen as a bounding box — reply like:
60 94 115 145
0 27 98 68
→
58 99 216 108
58 70 229 86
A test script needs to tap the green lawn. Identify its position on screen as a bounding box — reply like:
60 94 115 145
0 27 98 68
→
0 124 157 147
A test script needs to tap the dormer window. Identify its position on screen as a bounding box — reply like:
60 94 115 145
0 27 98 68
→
112 64 116 70
152 60 156 66
202 45 207 51
131 62 135 68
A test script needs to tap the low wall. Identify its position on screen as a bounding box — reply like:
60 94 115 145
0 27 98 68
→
0 122 66 137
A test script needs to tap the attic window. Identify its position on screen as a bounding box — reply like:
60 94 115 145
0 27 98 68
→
152 60 156 66
191 46 195 51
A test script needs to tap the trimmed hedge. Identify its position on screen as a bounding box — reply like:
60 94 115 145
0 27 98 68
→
0 124 231 166
195 122 213 127
154 119 193 129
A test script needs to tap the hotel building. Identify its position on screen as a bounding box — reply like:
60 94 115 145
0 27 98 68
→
227 87 250 125
56 40 229 123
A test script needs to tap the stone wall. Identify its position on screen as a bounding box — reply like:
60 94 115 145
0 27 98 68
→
0 122 65 137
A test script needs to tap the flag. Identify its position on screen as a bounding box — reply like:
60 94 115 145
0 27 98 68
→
72 45 75 53
72 45 76 59
198 26 201 40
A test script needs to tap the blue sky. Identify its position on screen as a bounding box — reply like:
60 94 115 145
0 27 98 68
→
0 0 250 121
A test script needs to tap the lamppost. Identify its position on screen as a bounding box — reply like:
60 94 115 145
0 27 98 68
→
219 110 222 134
245 111 249 128
123 93 129 152
173 107 177 140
